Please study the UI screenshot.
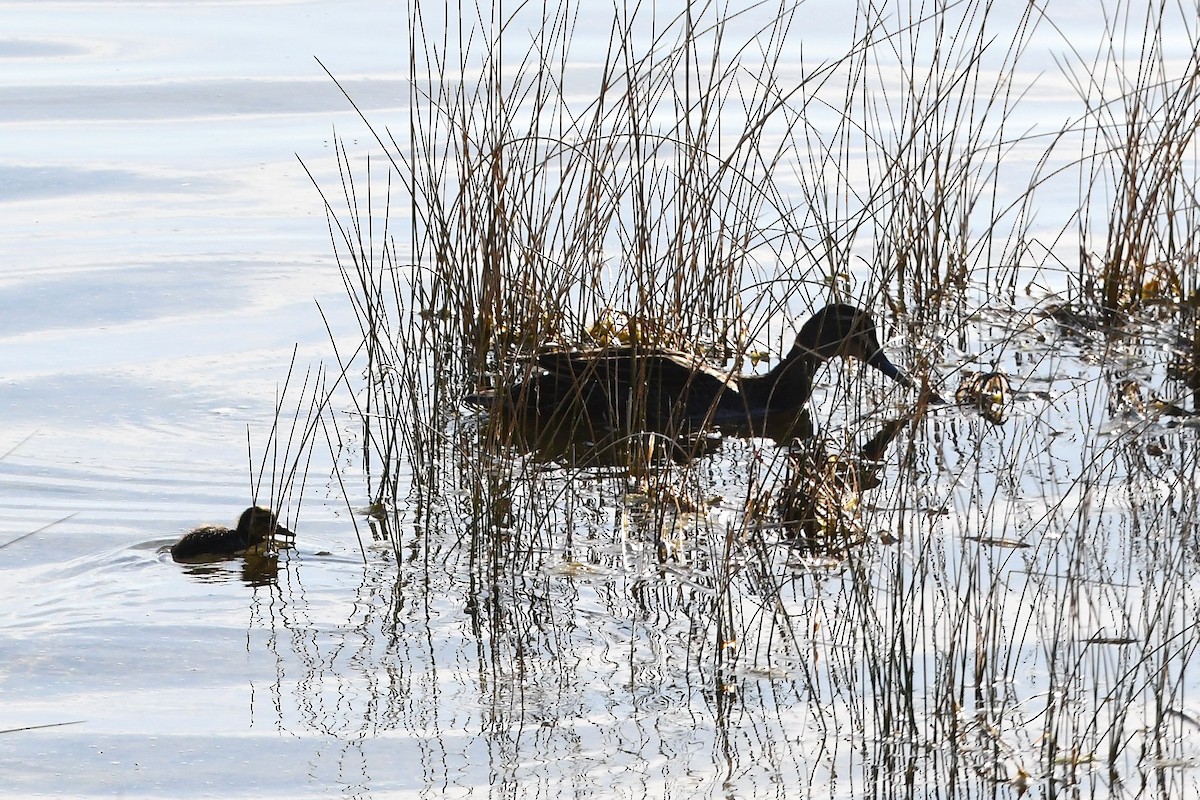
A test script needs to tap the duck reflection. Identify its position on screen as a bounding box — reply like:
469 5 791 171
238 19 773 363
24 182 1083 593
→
475 398 816 468
774 417 909 552
174 552 286 587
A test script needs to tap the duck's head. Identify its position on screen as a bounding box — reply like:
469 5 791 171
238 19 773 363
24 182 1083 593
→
236 506 295 544
792 304 914 388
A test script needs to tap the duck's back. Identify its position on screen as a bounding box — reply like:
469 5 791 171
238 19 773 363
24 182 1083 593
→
169 524 246 560
533 346 744 427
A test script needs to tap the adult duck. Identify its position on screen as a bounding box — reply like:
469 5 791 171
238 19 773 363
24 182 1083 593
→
170 506 294 562
470 304 915 433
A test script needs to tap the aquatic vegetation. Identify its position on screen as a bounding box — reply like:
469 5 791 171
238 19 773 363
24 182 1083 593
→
955 369 1013 425
302 0 1200 794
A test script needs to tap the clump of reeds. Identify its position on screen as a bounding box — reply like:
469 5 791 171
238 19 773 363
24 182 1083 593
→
309 0 1051 676
309 3 837 529
245 346 350 561
312 0 1058 500
1060 1 1200 317
305 0 1200 791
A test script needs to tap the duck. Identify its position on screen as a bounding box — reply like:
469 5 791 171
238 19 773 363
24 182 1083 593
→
469 303 916 433
170 506 294 562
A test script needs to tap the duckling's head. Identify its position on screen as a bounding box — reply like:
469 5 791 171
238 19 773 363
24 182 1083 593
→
236 506 295 545
794 304 914 387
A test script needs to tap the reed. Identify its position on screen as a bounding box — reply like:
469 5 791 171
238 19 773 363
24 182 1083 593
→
1060 0 1200 315
245 345 347 558
304 0 1200 792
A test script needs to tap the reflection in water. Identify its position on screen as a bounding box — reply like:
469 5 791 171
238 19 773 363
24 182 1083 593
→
8 306 1196 797
473 396 815 467
271 304 1198 796
97 296 1192 798
174 552 287 587
774 416 909 550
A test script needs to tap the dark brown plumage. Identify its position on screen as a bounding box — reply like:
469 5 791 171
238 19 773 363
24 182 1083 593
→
170 506 294 562
469 304 914 432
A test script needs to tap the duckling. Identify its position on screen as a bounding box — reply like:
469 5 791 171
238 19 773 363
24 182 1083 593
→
170 506 294 562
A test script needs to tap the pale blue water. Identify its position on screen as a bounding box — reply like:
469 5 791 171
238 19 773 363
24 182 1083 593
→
0 2 402 795
3 2 1199 799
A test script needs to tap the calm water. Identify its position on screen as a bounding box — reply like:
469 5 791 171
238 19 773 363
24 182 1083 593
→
3 2 1199 798
0 1 407 795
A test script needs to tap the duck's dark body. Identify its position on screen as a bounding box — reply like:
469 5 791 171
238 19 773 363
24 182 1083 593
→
170 506 294 562
473 304 913 432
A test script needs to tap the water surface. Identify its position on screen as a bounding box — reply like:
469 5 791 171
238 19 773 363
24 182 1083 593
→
3 2 1199 799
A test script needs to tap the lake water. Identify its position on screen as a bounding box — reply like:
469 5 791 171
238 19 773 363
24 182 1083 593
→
3 1 1199 798
0 1 407 795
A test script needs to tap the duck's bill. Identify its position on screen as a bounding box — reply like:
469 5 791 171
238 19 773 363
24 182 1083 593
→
272 525 296 540
866 349 916 389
